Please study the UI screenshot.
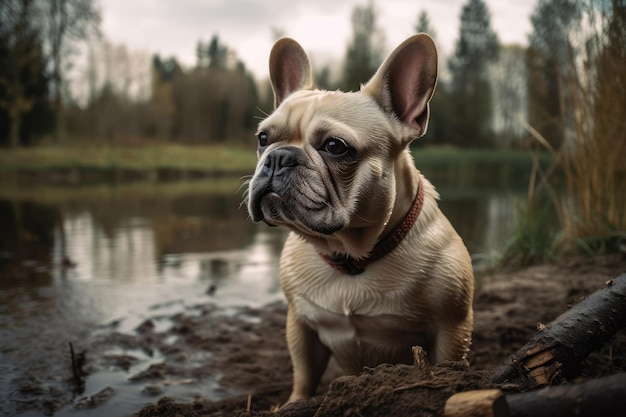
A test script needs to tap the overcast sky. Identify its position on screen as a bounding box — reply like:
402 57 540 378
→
100 0 537 79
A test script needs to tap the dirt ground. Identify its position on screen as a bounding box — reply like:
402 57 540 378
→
126 254 626 417
6 255 625 416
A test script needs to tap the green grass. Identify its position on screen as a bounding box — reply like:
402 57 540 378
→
0 144 550 182
500 195 559 265
0 143 258 174
0 144 549 170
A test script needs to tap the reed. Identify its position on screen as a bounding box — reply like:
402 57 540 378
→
556 1 626 254
505 2 626 263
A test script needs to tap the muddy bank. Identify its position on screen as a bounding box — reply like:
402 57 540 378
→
133 255 626 417
5 255 625 416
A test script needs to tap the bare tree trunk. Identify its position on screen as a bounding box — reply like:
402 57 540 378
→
3 0 37 148
45 0 101 142
50 0 67 142
8 67 24 147
9 108 22 148
54 94 65 141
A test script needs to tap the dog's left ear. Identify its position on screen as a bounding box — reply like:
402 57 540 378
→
362 34 438 141
269 38 313 109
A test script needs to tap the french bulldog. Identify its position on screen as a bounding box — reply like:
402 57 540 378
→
246 34 474 403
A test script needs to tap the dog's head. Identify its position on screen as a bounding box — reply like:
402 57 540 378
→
246 35 438 258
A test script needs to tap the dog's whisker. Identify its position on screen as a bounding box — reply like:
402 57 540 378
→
255 106 270 118
237 180 250 195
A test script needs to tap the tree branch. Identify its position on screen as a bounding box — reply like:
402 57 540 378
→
491 273 626 389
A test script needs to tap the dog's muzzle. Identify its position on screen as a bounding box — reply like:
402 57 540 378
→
248 146 301 223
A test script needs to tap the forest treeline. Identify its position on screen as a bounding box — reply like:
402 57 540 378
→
0 0 624 152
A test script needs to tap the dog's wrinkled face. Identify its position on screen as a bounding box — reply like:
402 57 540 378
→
246 36 437 257
247 89 397 239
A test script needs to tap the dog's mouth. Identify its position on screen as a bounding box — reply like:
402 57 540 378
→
256 192 283 226
249 189 343 235
247 146 347 236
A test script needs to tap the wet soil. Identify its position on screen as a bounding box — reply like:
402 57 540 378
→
8 255 626 416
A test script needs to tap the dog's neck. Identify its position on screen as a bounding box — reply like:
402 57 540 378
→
287 149 423 268
319 170 423 275
313 153 423 274
382 153 422 241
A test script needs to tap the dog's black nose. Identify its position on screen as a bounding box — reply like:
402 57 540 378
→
263 146 300 176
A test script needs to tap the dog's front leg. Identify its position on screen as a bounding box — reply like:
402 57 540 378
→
285 305 331 402
434 314 473 364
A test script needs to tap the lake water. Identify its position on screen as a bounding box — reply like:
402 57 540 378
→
0 174 525 416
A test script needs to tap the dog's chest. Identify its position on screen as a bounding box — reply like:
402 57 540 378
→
292 279 433 372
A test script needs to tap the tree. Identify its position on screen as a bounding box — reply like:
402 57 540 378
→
169 36 259 143
0 0 53 147
195 35 231 70
314 65 336 91
68 39 153 142
415 10 437 39
490 45 528 147
527 0 581 150
43 0 101 141
588 0 626 239
342 1 385 91
448 0 499 147
514 0 625 254
207 35 230 69
196 40 209 69
410 9 450 146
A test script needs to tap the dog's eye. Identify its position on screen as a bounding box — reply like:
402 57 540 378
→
323 138 350 155
257 131 268 147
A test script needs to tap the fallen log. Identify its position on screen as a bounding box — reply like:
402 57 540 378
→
443 373 626 417
491 273 626 389
444 389 510 417
505 372 626 417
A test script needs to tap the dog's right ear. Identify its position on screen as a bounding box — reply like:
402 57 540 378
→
269 38 313 109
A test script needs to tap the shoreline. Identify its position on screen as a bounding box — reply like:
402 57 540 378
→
0 145 551 187
1 166 252 186
4 254 624 417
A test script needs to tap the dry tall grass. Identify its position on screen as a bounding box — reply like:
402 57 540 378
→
558 1 626 252
512 1 626 260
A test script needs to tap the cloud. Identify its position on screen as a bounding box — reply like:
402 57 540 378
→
100 0 537 79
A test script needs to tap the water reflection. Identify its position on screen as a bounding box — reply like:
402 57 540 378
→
0 199 60 290
438 186 520 259
0 182 289 416
0 177 523 416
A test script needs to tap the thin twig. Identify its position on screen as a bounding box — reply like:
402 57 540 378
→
393 380 448 393
69 342 85 394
